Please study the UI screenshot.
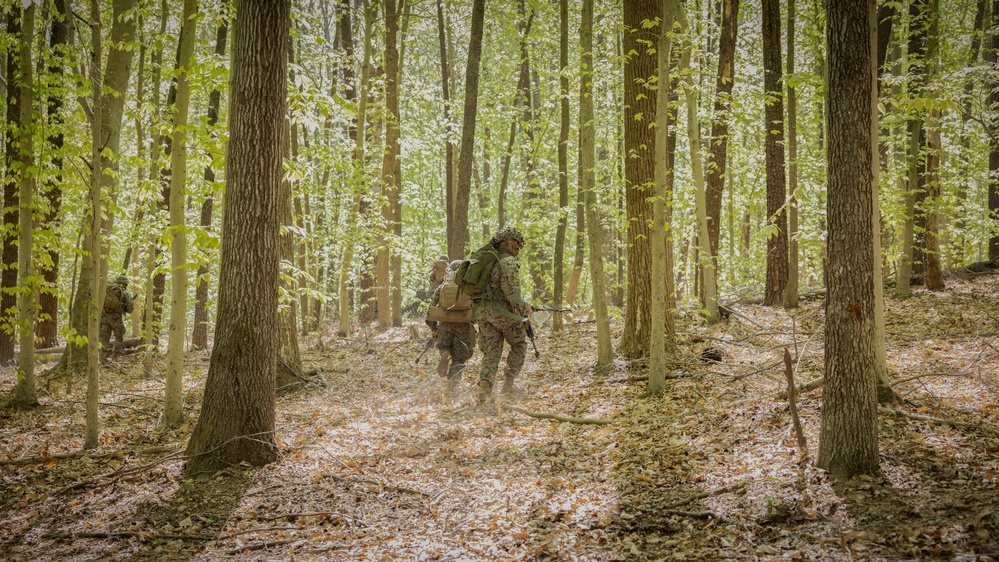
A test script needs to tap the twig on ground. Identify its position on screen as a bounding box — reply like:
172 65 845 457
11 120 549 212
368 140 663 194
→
501 404 616 425
224 526 300 538
57 450 185 494
783 349 809 461
1 445 177 467
662 481 750 510
324 472 430 497
42 530 213 541
881 406 986 430
256 512 347 522
226 538 298 554
661 509 723 519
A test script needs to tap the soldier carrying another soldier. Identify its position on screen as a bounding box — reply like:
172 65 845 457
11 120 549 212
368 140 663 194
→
474 227 532 408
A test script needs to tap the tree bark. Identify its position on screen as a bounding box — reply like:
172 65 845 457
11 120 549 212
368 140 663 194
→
706 0 739 294
452 0 486 260
37 0 72 349
619 0 661 359
0 7 21 366
553 0 570 332
378 0 401 328
581 0 613 371
784 0 800 308
818 0 880 481
85 0 104 450
192 20 229 351
14 5 37 407
986 0 999 260
922 0 944 291
762 0 788 306
185 0 289 476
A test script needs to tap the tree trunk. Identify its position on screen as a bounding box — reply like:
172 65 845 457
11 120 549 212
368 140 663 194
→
762 0 788 306
649 0 681 395
185 0 289 476
784 0 800 308
85 0 104 450
581 0 613 371
52 0 139 375
452 0 486 260
553 0 570 332
436 0 455 257
0 7 21 366
678 8 718 323
922 0 944 291
192 20 229 351
706 0 739 294
619 0 661 359
818 0 880 481
377 0 401 328
989 0 999 261
37 0 71 349
14 5 37 407
278 120 303 387
161 0 198 429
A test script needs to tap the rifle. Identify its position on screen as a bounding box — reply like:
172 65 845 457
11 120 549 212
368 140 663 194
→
533 303 572 313
415 337 435 364
524 319 540 359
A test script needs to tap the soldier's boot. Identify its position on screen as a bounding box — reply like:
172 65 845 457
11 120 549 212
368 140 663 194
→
477 379 493 404
444 378 459 404
436 350 451 378
500 373 523 396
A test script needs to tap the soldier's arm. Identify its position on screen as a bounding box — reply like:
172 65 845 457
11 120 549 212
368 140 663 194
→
498 256 529 316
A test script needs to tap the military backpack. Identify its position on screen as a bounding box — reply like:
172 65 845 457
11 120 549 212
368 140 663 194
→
453 243 500 300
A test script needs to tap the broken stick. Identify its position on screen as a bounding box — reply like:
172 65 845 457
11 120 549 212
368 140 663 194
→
501 404 616 425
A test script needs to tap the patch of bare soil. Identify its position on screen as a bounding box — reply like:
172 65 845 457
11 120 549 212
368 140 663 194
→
2 279 998 561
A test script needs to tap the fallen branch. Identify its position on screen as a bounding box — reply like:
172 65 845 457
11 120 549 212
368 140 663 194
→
661 509 722 519
226 538 298 555
783 349 809 460
881 406 986 430
776 376 824 400
42 530 213 541
1 445 177 467
501 404 616 425
256 512 347 523
324 472 429 497
225 526 299 538
57 449 185 494
662 480 750 510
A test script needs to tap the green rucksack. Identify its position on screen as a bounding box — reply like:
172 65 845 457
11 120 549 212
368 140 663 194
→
454 244 500 299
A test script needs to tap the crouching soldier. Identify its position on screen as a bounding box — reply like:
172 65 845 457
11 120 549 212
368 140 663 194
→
425 260 477 402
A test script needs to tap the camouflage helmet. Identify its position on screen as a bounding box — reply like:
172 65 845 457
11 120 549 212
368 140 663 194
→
437 255 449 263
449 260 463 271
491 227 525 248
115 275 129 286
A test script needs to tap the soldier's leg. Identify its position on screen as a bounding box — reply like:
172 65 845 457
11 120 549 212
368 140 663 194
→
99 316 113 345
448 325 474 380
436 324 456 377
477 320 503 403
498 317 528 393
112 315 126 347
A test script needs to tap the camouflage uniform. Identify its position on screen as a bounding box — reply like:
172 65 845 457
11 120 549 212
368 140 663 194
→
475 228 530 402
425 261 477 382
100 276 134 350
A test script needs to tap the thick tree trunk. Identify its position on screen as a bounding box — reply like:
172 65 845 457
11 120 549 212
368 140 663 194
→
377 0 401 328
986 0 999 260
923 0 945 291
185 0 289 476
0 8 21 366
762 0 788 306
784 0 800 308
619 0 661 359
818 0 880 481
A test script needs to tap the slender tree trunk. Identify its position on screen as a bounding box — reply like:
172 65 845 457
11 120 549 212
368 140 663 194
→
762 0 788 306
784 0 800 308
278 119 303 386
85 0 103 450
192 20 229 351
37 0 71 349
678 8 718 323
619 0 661 359
162 0 198 428
452 0 486 259
436 0 455 257
989 0 999 261
553 0 570 331
819 0 880 481
581 0 613 370
955 0 986 260
923 0 944 291
377 0 401 328
649 0 681 395
497 114 517 230
185 0 289 476
14 5 37 407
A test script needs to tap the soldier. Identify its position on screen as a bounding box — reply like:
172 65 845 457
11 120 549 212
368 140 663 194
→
426 260 477 402
474 227 532 407
100 275 135 351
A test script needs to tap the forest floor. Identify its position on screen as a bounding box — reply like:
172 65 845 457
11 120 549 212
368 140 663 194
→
1 278 999 561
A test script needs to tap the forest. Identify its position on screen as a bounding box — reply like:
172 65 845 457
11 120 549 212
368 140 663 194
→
1 0 998 559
